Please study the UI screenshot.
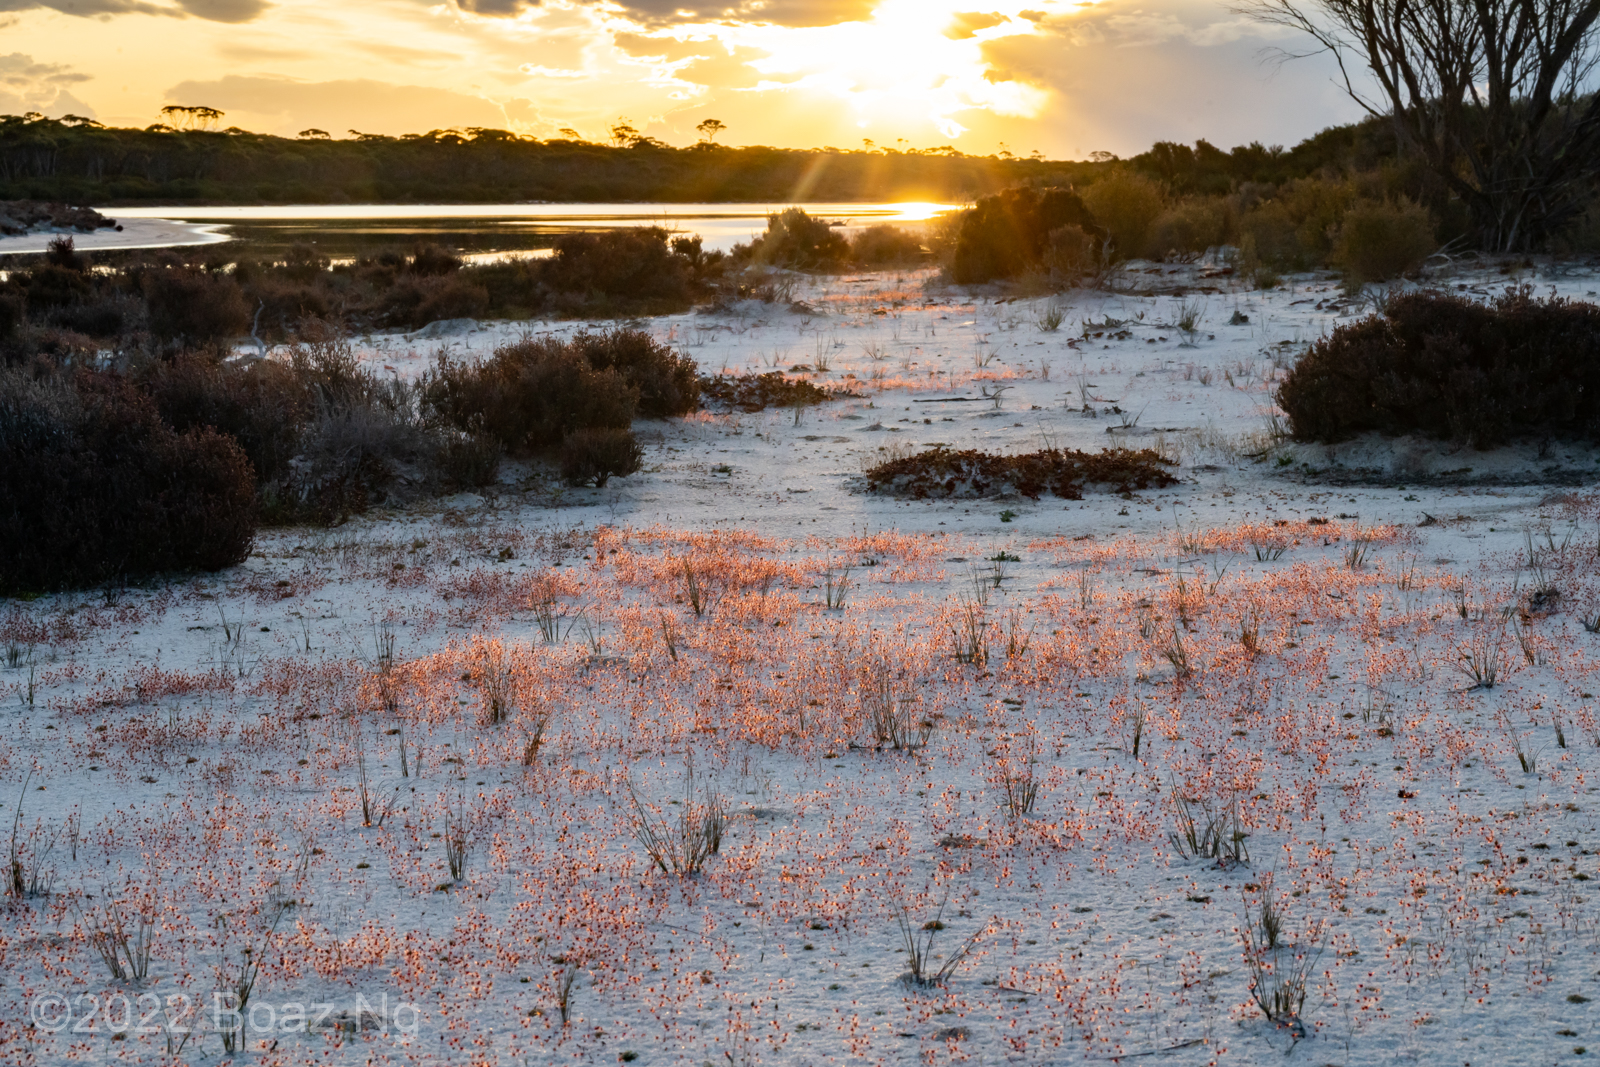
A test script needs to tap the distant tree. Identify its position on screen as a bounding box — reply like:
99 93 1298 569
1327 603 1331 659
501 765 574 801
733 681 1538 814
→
609 119 640 148
159 105 224 131
298 128 331 139
558 127 582 140
695 118 727 143
1242 0 1600 250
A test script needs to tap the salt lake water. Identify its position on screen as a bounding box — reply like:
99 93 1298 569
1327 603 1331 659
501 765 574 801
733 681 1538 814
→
79 201 959 260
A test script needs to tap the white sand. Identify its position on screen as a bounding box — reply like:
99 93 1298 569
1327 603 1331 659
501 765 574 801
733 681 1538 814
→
0 215 229 255
6 257 1600 1067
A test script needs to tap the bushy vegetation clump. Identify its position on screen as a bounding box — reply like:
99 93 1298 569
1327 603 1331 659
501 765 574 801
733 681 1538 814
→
734 208 851 270
423 329 696 453
1278 288 1600 447
0 326 694 591
0 367 256 594
560 427 645 487
864 446 1177 499
698 371 855 412
1080 170 1168 261
0 231 719 359
949 186 1107 284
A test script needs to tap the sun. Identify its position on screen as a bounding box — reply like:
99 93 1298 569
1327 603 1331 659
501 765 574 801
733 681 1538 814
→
654 1 1056 141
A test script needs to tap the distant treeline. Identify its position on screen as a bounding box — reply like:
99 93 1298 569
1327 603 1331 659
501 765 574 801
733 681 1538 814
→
0 112 1413 205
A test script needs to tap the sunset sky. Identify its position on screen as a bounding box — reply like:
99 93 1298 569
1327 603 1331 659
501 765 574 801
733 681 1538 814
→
1 0 1362 158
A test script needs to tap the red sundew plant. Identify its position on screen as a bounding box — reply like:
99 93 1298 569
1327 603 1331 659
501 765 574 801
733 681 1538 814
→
11 503 1600 1064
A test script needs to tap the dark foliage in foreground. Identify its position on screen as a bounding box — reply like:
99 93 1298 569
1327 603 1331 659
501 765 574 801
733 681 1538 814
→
1278 288 1600 448
0 368 256 594
699 371 857 412
864 446 1178 499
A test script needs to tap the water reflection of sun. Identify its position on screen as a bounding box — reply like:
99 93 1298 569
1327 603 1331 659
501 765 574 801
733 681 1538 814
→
664 0 1059 139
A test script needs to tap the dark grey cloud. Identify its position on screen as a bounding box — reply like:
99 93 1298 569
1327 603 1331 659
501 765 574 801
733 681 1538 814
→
173 0 267 22
456 0 879 28
0 0 266 20
0 0 168 16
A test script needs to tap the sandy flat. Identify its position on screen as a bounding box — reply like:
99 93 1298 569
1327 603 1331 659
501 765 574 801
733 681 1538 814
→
0 215 229 255
7 257 1600 1067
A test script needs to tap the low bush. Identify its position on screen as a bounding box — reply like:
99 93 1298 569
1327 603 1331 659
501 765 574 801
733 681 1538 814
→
1278 287 1600 447
424 336 638 452
1081 170 1168 261
434 426 502 488
950 186 1106 284
1332 198 1435 284
1043 225 1098 280
850 225 925 267
538 228 695 311
698 371 855 412
139 351 310 486
560 427 644 487
736 208 850 270
569 330 699 418
864 446 1178 499
141 264 251 344
379 274 490 329
1149 196 1232 260
0 368 256 593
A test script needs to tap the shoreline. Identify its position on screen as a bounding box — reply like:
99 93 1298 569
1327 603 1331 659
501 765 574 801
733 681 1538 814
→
0 215 230 255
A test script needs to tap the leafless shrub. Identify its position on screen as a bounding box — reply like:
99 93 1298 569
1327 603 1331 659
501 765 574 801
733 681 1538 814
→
995 748 1042 818
858 661 934 749
1343 534 1372 570
823 560 852 610
681 558 711 617
1003 608 1035 659
78 898 155 982
628 757 725 877
949 598 990 666
470 636 515 724
1456 618 1507 690
1128 702 1148 759
1239 610 1262 655
1241 882 1324 1033
895 891 984 987
444 798 471 882
1170 786 1249 868
1163 626 1193 679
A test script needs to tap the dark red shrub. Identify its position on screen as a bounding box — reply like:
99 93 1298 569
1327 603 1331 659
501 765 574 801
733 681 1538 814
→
1278 287 1600 447
0 369 255 593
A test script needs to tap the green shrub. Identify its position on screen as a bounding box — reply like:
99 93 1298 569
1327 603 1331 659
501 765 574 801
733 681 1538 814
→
0 368 256 593
559 427 644 487
1236 201 1302 273
1332 199 1436 284
850 225 925 267
950 186 1105 284
1043 225 1098 280
737 208 850 270
1148 197 1232 260
1278 288 1600 447
1080 170 1167 261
